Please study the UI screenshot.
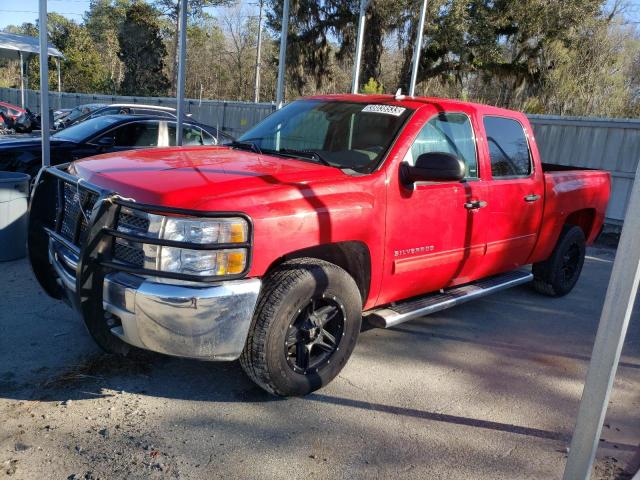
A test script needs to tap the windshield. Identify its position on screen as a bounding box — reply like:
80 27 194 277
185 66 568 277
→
66 104 104 122
235 100 413 172
53 116 120 142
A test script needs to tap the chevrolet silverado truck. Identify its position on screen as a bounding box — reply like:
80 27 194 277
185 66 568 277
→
27 94 611 396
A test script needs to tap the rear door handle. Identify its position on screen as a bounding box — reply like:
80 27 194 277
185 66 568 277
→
464 200 488 210
524 194 541 202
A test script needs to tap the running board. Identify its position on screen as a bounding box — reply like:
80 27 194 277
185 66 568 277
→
365 270 533 329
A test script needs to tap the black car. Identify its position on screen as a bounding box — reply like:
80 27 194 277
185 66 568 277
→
0 114 233 177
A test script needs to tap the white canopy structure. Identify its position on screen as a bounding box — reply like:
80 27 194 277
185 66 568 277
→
0 31 63 109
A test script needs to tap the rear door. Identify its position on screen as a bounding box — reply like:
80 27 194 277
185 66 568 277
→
479 115 544 276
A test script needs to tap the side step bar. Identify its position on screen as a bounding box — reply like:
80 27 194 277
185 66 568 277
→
365 270 533 328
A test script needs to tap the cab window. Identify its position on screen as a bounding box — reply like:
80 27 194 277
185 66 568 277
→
167 123 207 146
105 121 160 147
483 116 532 178
405 113 478 178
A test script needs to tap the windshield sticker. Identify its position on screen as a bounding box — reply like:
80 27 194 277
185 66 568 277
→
362 104 407 116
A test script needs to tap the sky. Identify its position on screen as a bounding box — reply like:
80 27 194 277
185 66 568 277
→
0 0 245 29
1 0 640 30
1 0 89 28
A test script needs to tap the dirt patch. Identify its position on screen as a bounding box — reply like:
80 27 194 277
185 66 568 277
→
39 351 157 390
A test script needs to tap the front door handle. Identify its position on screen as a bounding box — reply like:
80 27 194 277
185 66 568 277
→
464 200 488 210
524 194 541 202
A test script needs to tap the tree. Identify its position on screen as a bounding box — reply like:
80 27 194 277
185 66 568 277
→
118 3 170 96
220 3 259 100
541 19 639 117
265 0 408 94
361 77 383 94
47 13 108 93
153 0 233 93
84 0 133 93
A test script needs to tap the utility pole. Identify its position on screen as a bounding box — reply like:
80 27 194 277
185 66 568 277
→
19 52 26 109
39 0 50 167
175 0 188 146
409 0 428 97
351 0 368 94
275 0 289 109
253 0 264 103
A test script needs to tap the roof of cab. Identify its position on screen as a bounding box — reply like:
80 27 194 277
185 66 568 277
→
304 93 526 119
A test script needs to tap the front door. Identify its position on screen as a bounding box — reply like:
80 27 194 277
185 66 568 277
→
378 111 489 306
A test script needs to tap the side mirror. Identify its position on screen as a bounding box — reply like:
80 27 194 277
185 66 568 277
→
96 136 115 148
402 152 466 183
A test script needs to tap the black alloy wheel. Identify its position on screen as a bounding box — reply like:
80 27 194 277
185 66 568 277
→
532 224 586 297
561 243 581 285
285 295 345 375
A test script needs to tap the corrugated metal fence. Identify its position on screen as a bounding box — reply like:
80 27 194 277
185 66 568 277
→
2 88 637 224
528 115 640 225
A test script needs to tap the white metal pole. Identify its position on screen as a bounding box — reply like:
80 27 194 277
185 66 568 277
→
409 0 428 97
351 0 367 94
562 165 640 480
253 0 264 103
56 57 61 110
19 52 25 108
56 58 61 93
175 0 188 146
275 0 289 109
39 0 50 167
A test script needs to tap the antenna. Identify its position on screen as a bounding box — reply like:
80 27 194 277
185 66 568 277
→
395 88 405 100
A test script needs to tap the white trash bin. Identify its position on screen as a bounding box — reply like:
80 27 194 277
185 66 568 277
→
0 172 31 261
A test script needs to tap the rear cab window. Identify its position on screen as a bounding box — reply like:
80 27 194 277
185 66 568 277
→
483 116 532 178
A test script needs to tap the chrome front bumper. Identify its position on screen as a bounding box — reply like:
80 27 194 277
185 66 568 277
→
49 239 261 361
31 166 260 361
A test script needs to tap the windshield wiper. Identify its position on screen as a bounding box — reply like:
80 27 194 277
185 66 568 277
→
277 148 333 167
227 140 262 154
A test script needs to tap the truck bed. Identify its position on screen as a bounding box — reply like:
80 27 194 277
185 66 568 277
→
527 165 611 264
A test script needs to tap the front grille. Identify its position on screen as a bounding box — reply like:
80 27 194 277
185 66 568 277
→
59 182 98 246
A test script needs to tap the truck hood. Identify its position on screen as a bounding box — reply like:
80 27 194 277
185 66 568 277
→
73 146 348 209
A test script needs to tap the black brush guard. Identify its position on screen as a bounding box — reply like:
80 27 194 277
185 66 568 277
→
27 164 254 307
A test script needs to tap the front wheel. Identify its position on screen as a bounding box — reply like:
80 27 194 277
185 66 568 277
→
532 225 586 297
240 258 362 396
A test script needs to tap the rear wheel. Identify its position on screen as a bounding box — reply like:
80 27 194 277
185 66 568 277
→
532 225 586 297
240 258 362 396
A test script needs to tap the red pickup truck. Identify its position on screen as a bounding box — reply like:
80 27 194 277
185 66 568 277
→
28 94 610 396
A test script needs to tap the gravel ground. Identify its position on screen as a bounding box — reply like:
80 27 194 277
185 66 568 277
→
0 246 638 480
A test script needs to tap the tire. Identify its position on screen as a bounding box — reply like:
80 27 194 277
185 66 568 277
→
532 225 586 297
240 258 362 396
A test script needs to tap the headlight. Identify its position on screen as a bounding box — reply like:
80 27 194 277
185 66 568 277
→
158 217 248 276
115 210 249 277
162 217 247 244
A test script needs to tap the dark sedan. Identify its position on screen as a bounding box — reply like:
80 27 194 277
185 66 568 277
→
0 114 233 177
